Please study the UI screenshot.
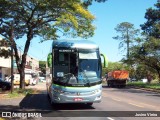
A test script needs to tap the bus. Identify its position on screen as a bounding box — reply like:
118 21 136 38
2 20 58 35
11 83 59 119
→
46 40 107 106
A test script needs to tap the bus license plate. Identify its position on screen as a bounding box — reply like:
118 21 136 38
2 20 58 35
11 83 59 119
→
74 98 83 101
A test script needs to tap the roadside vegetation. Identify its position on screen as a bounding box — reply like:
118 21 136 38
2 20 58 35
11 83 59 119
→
127 81 160 90
0 88 36 99
103 1 160 87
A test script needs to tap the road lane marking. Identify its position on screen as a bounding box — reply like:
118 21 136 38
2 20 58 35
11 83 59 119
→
128 102 144 108
139 103 157 108
111 98 121 102
103 91 156 109
107 117 115 120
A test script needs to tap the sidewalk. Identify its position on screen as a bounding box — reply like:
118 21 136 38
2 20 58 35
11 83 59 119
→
0 82 46 100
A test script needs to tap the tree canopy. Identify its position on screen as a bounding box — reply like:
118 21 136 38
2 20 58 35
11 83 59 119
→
141 1 160 38
113 22 140 59
39 61 46 75
126 1 160 82
0 0 107 89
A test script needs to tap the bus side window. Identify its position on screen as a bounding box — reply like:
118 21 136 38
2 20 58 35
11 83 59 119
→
59 53 64 61
59 53 69 65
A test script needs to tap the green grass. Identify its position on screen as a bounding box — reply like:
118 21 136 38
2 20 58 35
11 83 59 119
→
5 88 34 98
127 81 160 90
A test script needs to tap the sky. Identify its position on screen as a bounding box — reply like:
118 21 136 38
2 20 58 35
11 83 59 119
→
16 0 157 62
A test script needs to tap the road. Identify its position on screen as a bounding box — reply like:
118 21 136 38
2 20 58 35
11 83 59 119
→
0 83 160 120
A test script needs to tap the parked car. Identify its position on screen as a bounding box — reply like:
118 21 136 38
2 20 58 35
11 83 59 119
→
0 78 11 90
39 76 46 82
8 74 32 86
129 78 137 82
30 74 39 85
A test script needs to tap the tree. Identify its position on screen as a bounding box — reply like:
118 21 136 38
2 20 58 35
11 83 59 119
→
119 1 160 83
128 36 160 83
141 0 160 38
0 39 11 58
39 61 46 75
102 61 130 76
0 0 107 89
130 1 160 83
113 22 140 59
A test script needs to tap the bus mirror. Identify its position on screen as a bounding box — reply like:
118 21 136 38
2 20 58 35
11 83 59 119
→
100 53 108 68
47 53 52 67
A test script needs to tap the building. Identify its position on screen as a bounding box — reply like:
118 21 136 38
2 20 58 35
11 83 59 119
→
25 55 40 74
0 53 40 80
0 37 40 79
0 55 11 79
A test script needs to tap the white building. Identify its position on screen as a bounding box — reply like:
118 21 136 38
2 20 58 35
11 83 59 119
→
0 37 40 79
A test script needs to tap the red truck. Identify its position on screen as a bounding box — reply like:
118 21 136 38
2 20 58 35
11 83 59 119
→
106 70 129 87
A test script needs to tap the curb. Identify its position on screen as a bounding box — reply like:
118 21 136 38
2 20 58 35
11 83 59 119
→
129 86 160 93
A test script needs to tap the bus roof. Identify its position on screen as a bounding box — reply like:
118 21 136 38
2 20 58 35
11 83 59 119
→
52 40 99 49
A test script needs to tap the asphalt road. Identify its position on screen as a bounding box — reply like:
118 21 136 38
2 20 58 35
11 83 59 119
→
0 83 160 120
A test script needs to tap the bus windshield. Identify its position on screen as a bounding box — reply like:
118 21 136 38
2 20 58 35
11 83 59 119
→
53 49 101 86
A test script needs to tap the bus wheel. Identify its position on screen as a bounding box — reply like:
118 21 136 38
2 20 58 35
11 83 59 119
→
87 103 93 106
47 93 50 99
50 97 57 107
50 98 54 105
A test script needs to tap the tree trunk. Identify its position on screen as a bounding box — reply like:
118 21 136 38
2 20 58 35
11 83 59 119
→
158 71 160 84
20 69 25 89
19 54 28 89
18 29 33 89
126 29 130 59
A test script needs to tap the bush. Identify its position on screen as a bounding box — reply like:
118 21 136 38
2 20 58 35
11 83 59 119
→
6 88 34 98
127 81 160 90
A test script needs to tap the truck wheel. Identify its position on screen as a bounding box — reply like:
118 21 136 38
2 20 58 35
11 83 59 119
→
110 82 113 87
107 81 111 87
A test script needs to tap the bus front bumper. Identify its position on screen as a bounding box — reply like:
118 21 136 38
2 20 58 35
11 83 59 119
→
51 91 102 103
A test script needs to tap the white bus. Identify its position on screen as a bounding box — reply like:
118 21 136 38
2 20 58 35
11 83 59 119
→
46 40 107 106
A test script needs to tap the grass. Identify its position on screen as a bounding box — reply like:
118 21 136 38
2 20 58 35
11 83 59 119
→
127 81 160 90
1 88 35 99
0 118 6 120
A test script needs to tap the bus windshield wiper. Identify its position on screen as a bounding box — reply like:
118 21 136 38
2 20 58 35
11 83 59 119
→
81 70 91 87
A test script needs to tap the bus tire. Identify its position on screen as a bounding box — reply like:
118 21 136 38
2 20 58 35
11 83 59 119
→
47 93 50 99
87 103 93 106
50 96 58 107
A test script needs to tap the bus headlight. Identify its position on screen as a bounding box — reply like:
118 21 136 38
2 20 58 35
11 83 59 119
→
92 89 100 94
53 89 65 94
57 72 64 77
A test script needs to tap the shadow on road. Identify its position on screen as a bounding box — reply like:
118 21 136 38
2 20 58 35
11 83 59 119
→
146 94 160 97
0 105 19 111
51 103 95 110
0 90 95 119
19 93 52 110
19 91 95 111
